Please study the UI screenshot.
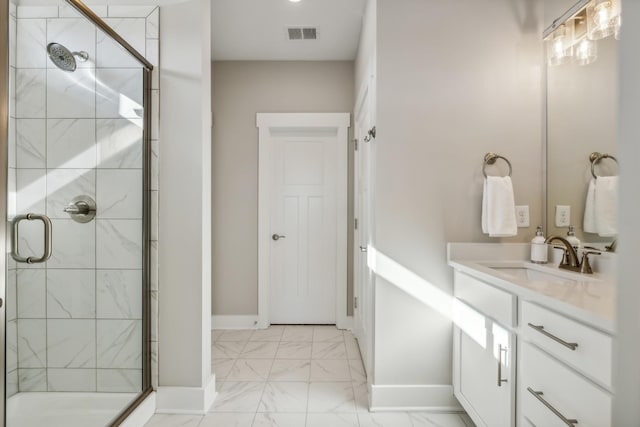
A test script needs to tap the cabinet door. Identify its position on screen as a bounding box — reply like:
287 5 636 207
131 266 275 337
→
454 307 515 427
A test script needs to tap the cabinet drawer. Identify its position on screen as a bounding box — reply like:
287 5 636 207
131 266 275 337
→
521 301 612 388
520 342 611 427
454 271 516 327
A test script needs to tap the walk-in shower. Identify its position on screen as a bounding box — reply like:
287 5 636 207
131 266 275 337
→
1 0 155 425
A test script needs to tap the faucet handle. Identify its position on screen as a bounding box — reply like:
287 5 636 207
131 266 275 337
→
551 245 570 265
605 240 617 252
580 251 601 274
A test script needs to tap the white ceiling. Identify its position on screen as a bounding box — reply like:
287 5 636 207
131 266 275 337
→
212 0 367 61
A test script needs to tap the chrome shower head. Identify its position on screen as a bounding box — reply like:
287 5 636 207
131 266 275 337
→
46 42 89 72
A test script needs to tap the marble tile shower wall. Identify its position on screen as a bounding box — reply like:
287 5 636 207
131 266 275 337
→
7 1 18 398
7 4 160 396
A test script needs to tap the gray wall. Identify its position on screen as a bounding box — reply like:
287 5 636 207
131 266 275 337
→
372 0 543 388
158 0 212 389
211 61 355 316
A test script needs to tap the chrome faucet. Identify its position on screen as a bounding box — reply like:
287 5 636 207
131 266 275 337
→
544 235 601 274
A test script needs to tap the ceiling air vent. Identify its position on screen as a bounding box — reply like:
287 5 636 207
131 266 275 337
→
286 27 318 41
302 27 317 40
288 28 303 40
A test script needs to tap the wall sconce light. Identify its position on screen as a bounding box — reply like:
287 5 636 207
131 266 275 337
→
546 23 574 66
586 0 621 40
544 0 619 66
574 38 598 65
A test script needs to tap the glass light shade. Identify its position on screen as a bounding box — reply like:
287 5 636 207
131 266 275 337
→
587 0 621 40
574 38 598 65
546 24 574 66
615 14 622 40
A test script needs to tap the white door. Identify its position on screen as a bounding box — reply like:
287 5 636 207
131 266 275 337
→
258 113 349 326
354 82 374 374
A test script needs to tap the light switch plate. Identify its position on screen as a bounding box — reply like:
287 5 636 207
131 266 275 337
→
515 205 530 227
555 205 571 227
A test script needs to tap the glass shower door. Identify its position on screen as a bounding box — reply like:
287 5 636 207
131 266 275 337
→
3 0 153 425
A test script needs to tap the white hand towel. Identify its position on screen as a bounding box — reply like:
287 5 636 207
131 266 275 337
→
583 178 597 233
594 176 618 237
482 176 517 237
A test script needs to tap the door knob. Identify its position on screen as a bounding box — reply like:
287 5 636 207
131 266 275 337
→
272 234 286 241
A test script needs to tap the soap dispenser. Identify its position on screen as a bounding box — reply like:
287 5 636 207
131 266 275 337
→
566 225 581 250
531 226 548 264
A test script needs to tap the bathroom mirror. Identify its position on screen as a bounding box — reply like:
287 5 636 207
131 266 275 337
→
545 2 619 247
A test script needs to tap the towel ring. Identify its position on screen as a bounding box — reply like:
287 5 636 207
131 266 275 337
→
589 152 618 179
483 152 512 178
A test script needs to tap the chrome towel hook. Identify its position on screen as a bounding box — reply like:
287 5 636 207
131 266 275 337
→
589 152 618 179
483 152 512 178
363 126 376 142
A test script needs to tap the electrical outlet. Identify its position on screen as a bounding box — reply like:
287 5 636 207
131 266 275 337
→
555 205 571 227
515 205 530 227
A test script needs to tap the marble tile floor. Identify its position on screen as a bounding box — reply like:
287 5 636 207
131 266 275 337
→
145 325 475 427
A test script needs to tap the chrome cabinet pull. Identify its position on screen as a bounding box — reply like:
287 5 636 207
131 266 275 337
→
527 323 578 351
497 344 508 387
11 213 53 264
527 387 578 426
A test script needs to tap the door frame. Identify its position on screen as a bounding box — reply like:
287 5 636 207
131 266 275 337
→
353 66 375 374
353 83 369 335
257 113 350 329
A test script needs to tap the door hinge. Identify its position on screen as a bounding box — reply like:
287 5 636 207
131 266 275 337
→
354 297 358 309
355 218 359 230
353 138 358 151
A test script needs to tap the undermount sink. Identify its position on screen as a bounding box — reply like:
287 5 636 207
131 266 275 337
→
477 261 591 285
489 266 578 284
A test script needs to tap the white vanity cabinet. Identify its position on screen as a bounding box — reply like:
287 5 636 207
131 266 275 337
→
448 243 615 427
518 302 613 427
452 271 517 427
451 269 614 427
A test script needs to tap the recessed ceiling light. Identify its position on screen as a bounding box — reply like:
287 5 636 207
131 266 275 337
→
289 0 302 3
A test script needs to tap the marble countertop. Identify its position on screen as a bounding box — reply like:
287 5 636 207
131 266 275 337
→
447 243 616 334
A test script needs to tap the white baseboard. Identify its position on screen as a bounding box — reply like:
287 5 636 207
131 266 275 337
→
120 391 156 427
369 384 463 412
338 315 354 331
211 315 258 330
213 314 353 331
155 374 217 415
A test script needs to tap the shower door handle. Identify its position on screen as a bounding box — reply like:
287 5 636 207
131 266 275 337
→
11 213 53 264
